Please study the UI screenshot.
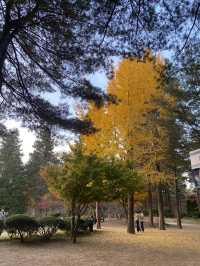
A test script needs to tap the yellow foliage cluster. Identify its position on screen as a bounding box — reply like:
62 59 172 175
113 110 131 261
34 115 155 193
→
81 52 175 185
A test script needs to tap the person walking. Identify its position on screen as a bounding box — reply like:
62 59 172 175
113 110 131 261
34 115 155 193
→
135 211 141 232
140 211 144 232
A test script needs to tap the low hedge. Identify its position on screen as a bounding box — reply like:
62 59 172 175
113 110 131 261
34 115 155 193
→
3 215 95 242
37 216 61 240
57 218 71 232
5 214 38 242
78 219 93 232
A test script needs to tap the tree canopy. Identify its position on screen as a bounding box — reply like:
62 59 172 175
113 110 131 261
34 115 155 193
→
0 129 27 213
0 0 198 132
25 127 57 207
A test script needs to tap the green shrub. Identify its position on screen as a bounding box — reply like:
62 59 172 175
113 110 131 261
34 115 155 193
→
187 200 200 218
38 216 60 240
78 219 93 232
143 208 158 217
5 214 38 242
57 218 71 232
0 220 4 236
52 213 61 218
143 209 148 216
164 208 174 218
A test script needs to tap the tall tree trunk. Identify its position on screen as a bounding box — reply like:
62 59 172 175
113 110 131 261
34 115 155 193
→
157 183 165 230
127 192 135 234
175 178 182 229
120 198 128 220
148 183 154 227
196 188 200 215
96 201 101 229
71 199 77 243
166 186 172 211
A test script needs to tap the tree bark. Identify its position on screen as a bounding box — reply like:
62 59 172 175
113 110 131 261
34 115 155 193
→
175 178 182 229
166 186 172 211
120 198 128 219
96 201 101 229
71 199 77 243
157 183 165 230
148 183 154 227
127 192 135 234
196 188 200 214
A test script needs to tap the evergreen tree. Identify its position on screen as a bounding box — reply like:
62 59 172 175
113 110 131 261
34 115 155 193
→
0 129 26 214
0 123 7 137
25 127 57 207
1 0 188 131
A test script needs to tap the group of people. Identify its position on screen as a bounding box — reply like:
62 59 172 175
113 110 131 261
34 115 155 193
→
135 211 144 232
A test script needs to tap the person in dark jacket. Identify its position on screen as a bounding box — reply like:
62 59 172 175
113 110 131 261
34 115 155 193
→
139 211 144 232
135 211 141 232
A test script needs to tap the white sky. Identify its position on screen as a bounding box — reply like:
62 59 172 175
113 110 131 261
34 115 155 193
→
4 120 35 163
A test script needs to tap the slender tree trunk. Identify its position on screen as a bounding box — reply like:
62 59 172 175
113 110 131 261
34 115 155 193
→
196 188 200 214
71 199 77 243
96 201 101 229
120 198 128 220
175 178 182 229
157 183 165 230
148 183 154 227
166 186 172 211
127 192 135 234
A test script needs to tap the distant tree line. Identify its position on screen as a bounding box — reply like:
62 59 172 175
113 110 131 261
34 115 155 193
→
0 126 56 214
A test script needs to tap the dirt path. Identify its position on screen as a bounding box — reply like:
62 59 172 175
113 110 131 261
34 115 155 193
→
0 221 200 266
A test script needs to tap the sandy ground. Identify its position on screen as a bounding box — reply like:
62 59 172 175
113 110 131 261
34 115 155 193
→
0 220 200 266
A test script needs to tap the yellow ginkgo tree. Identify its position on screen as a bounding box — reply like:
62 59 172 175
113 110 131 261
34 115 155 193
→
81 51 176 232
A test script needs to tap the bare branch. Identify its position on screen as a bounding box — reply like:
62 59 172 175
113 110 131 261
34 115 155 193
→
98 0 118 48
178 3 200 55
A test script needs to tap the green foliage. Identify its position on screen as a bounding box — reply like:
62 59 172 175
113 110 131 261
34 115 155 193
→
103 159 144 201
42 142 143 241
0 123 7 137
78 219 94 233
25 128 57 207
43 143 143 205
42 143 107 206
1 1 190 131
0 220 4 236
144 208 158 217
0 129 27 214
164 208 174 218
187 200 200 218
52 213 62 218
57 218 71 232
5 215 38 242
37 216 60 240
